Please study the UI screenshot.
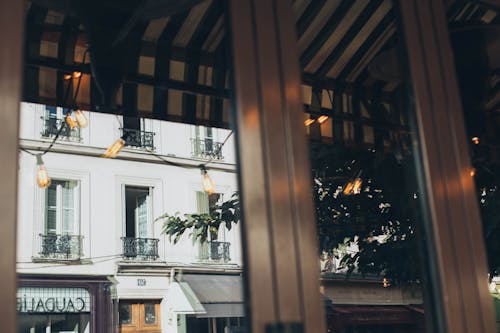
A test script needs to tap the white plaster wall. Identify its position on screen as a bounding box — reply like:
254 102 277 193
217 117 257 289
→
16 102 241 277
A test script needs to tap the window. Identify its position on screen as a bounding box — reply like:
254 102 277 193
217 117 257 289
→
120 117 155 150
41 106 81 141
122 186 158 260
39 179 81 259
125 186 151 238
196 191 230 262
45 180 80 235
192 126 223 160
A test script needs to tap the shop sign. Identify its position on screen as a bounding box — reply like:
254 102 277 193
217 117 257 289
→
17 287 90 313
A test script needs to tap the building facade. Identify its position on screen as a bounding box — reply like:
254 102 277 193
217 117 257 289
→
16 102 243 333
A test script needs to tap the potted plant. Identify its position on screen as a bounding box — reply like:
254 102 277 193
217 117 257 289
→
156 193 240 262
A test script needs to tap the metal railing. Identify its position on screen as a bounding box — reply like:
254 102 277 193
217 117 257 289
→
199 241 231 262
191 138 224 160
41 116 81 141
38 234 83 260
121 237 159 260
120 128 155 150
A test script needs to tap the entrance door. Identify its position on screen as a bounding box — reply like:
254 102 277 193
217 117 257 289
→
119 301 161 333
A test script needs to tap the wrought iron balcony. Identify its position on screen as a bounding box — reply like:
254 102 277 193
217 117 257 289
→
191 138 224 160
41 116 81 142
120 128 155 150
121 237 159 260
199 241 231 262
37 234 83 260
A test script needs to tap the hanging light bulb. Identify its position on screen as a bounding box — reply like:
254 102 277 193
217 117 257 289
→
470 168 476 177
36 154 51 188
73 71 82 78
103 138 125 158
352 177 363 194
343 181 354 195
74 110 88 128
383 278 391 288
65 114 78 129
317 115 329 124
472 137 480 145
63 74 72 80
201 168 215 194
304 118 315 127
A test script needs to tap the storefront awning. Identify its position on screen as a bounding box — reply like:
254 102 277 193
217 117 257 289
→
168 281 206 315
179 274 245 318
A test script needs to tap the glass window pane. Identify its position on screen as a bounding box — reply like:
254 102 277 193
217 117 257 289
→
447 2 500 328
144 302 156 325
293 0 436 331
119 303 131 325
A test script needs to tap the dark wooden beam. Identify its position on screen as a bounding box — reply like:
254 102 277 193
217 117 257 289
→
56 17 80 107
295 0 326 37
183 1 224 124
315 0 384 78
336 9 394 82
23 4 47 102
304 104 409 132
300 0 353 67
153 12 190 120
302 72 393 102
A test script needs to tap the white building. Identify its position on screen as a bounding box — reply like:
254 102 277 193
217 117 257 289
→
16 102 244 333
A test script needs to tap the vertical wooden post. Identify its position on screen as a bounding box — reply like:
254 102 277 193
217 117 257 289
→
228 0 326 332
399 0 497 332
0 0 24 331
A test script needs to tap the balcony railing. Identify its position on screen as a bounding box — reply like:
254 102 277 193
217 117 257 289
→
191 138 224 160
120 128 155 150
199 241 231 262
41 116 81 142
121 237 159 260
37 234 83 260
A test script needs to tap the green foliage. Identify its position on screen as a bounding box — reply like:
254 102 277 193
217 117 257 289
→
311 144 423 283
156 193 240 244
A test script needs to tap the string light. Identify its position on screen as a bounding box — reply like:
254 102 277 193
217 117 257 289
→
470 168 476 177
73 71 82 79
63 74 72 80
304 118 315 126
36 154 50 188
201 166 215 194
65 114 78 129
74 110 88 128
317 115 329 124
343 181 354 195
103 138 125 158
352 177 363 194
472 137 480 145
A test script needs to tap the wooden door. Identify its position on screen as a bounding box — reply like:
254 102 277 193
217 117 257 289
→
119 301 161 333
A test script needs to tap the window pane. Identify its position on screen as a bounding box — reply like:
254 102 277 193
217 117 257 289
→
447 2 500 328
292 0 435 331
144 303 156 325
119 303 131 325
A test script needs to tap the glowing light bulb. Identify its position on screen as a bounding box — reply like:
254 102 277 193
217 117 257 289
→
317 115 329 124
304 118 315 126
383 278 391 288
201 169 215 194
343 181 354 195
36 154 51 188
103 138 125 158
74 110 88 128
73 71 82 78
470 168 476 177
352 178 363 194
63 74 72 80
472 137 480 145
65 114 78 129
